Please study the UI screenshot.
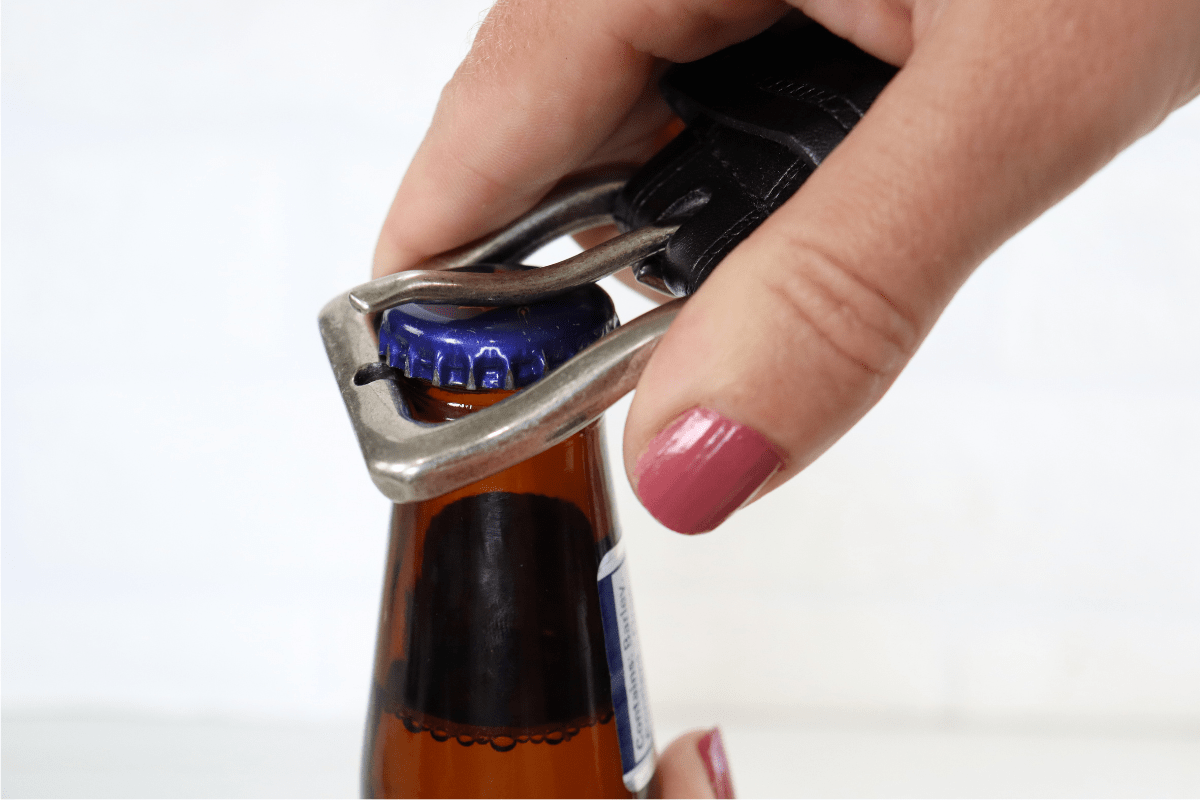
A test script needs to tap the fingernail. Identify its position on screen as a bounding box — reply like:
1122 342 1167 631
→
634 407 781 534
697 727 735 799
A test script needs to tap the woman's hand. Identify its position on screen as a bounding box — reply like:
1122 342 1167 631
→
660 727 735 798
373 0 1200 533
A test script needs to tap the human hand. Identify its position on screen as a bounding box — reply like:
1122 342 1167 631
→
373 0 1200 533
659 727 735 798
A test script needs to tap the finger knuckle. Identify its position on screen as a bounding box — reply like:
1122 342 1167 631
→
762 240 921 381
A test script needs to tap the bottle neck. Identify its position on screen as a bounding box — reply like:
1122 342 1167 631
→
366 381 641 798
397 376 617 540
399 377 514 423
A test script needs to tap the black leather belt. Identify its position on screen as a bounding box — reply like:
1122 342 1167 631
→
618 13 896 296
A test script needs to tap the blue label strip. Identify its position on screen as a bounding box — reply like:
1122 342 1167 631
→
597 544 655 792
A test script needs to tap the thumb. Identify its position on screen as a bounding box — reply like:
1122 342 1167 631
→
623 1 1200 533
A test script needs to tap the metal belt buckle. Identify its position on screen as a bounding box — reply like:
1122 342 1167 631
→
318 167 684 503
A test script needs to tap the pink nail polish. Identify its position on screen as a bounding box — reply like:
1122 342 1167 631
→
697 727 735 799
634 407 781 534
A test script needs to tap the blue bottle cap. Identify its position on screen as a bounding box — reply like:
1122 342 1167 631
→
378 265 619 390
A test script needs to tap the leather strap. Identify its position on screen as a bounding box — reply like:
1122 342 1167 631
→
615 14 897 297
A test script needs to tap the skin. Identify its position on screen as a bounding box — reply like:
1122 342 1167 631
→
660 728 720 798
373 0 1200 790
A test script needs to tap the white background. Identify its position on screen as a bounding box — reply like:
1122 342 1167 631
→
3 1 1198 796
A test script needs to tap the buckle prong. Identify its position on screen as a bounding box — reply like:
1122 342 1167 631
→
348 224 677 314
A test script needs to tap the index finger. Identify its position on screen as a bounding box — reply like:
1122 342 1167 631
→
372 0 789 277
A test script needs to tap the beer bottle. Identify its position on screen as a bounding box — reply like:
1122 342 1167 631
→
361 273 661 798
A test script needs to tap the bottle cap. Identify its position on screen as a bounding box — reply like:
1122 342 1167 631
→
379 265 618 390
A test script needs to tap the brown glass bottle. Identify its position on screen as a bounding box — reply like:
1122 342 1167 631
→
362 378 661 798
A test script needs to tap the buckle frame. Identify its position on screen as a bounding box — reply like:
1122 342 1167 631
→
319 168 683 503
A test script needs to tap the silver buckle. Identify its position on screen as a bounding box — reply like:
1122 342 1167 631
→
318 168 684 503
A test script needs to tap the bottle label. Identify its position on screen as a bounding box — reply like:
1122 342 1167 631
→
597 542 656 792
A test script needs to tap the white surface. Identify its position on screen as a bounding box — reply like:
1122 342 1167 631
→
3 2 1199 796
3 710 1198 798
1 712 362 799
